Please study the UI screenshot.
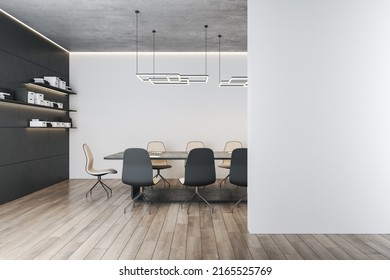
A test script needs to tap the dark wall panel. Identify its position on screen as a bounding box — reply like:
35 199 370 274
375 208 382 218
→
0 51 69 90
48 130 69 156
0 11 70 204
48 155 69 185
0 13 68 79
0 159 49 205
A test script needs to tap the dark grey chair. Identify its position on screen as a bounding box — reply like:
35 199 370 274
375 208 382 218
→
229 148 248 212
122 148 159 213
179 148 216 214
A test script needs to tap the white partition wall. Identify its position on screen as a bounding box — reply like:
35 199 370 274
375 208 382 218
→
70 52 247 179
248 0 390 233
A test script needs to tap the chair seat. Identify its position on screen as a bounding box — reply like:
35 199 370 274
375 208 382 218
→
152 164 172 170
218 164 231 169
87 168 117 176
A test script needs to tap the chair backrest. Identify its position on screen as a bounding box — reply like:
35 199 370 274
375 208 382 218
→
221 141 243 166
229 148 247 187
83 143 94 173
122 148 154 187
147 141 168 166
186 141 205 151
184 148 216 186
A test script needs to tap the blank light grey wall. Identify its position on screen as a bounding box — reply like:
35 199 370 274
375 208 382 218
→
248 0 390 233
70 52 247 179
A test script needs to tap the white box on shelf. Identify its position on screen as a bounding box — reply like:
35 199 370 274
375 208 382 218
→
33 78 45 84
34 93 44 101
59 80 66 89
64 122 71 128
27 91 35 103
44 76 59 87
29 120 47 127
0 93 10 99
57 103 63 109
44 100 51 107
34 99 45 105
15 89 35 103
50 122 61 127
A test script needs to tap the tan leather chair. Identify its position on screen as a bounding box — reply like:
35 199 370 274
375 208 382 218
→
185 141 205 152
147 141 172 187
83 143 117 198
218 141 242 187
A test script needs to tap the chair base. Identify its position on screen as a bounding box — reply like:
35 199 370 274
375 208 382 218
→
86 176 112 199
124 186 156 214
231 192 247 212
154 169 170 187
181 186 213 214
219 174 230 188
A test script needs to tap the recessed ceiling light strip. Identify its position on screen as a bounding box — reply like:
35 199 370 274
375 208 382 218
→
0 9 69 53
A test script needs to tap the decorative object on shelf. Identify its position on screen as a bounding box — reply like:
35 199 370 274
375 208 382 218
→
0 92 11 100
33 76 67 90
15 88 64 108
218 34 248 88
134 10 209 85
29 119 72 128
0 80 77 129
25 82 76 95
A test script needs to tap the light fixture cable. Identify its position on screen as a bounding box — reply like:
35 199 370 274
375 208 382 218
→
205 25 208 76
152 30 156 78
218 34 222 83
135 10 139 74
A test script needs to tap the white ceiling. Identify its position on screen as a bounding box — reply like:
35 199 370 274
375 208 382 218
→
0 0 247 52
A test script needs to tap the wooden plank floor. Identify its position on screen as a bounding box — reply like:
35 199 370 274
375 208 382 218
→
0 179 389 260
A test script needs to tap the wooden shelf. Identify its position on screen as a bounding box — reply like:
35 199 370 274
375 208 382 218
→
25 82 77 95
0 98 76 112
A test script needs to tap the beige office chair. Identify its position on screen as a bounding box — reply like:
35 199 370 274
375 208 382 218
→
186 141 205 151
147 141 172 187
218 141 242 187
83 143 118 198
179 141 205 187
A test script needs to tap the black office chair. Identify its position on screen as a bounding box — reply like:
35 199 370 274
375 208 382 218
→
179 148 216 214
229 148 248 212
122 148 159 213
218 141 242 188
83 143 117 198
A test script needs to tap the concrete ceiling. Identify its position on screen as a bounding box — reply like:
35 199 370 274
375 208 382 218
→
0 0 247 52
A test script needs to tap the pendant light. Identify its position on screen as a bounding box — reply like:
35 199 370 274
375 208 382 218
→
218 34 248 87
134 10 208 85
